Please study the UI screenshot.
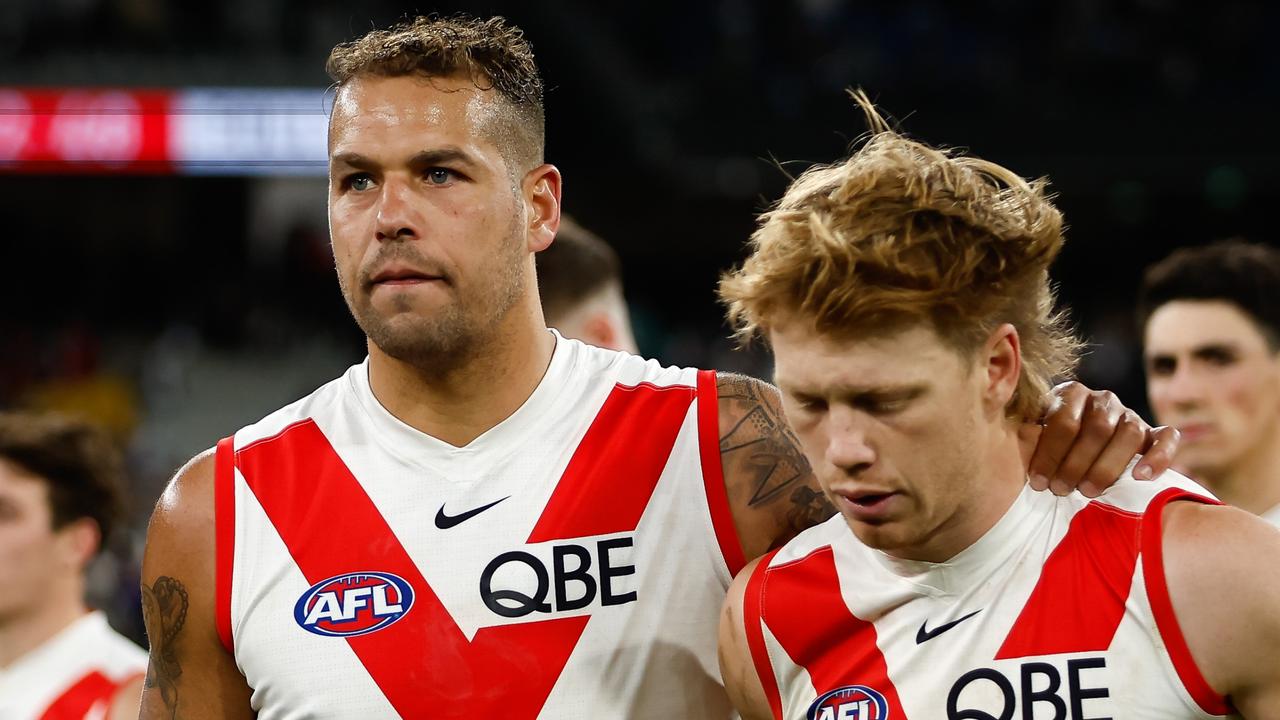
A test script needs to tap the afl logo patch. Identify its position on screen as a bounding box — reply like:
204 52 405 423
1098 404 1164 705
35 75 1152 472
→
807 685 890 720
293 571 414 637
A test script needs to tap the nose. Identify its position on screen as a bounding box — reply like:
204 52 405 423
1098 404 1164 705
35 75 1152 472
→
825 406 876 475
374 177 420 242
1161 360 1205 410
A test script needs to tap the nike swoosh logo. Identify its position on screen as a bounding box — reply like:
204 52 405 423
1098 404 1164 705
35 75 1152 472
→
434 496 510 529
916 609 982 644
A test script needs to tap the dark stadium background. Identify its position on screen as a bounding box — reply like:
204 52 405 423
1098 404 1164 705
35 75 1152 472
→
2 0 1276 642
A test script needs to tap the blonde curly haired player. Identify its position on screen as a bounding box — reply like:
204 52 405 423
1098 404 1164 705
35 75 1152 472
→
721 94 1080 423
717 92 1280 720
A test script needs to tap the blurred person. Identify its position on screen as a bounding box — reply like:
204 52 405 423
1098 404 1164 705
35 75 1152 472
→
717 95 1280 719
536 214 639 353
139 16 1179 719
0 412 145 720
1140 240 1280 525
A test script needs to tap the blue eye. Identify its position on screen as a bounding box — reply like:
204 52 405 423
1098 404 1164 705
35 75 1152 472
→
345 174 373 192
427 168 453 184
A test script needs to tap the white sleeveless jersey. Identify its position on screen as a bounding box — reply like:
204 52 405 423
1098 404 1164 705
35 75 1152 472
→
215 333 744 719
743 472 1239 720
0 611 147 720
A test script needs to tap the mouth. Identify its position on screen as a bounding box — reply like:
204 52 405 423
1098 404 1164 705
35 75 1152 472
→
1175 423 1214 442
833 489 900 520
368 266 447 287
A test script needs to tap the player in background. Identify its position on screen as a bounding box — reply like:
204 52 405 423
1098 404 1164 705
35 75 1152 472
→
1140 240 1280 525
138 17 1180 719
717 93 1280 719
537 214 639 353
0 411 146 720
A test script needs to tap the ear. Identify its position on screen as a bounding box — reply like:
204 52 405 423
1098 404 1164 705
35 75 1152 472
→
982 323 1022 413
581 313 620 351
56 517 101 571
523 163 562 253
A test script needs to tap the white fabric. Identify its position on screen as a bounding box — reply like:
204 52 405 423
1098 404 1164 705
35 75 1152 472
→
0 611 146 720
228 333 736 719
757 471 1236 719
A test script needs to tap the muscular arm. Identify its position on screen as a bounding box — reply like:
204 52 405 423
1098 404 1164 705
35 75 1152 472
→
1163 502 1280 718
716 374 833 560
139 450 255 719
718 557 775 720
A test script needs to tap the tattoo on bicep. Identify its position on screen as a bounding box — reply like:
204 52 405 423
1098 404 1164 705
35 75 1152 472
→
142 576 189 717
717 375 812 506
787 485 837 532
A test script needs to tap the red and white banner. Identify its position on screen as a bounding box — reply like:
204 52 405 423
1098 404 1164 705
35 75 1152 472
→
0 88 329 175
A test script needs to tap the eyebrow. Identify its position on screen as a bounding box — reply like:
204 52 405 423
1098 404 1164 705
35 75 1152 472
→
1146 342 1241 361
330 148 482 172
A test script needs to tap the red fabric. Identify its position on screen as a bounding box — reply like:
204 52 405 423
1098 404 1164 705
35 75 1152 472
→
761 547 909 719
1141 488 1231 716
214 436 235 655
39 670 139 720
527 382 694 541
697 370 746 576
237 381 693 718
742 550 784 720
996 501 1143 659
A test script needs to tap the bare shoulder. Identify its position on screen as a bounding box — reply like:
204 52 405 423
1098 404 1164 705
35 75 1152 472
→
149 449 217 550
140 447 254 719
718 556 774 720
716 372 835 560
1162 501 1280 716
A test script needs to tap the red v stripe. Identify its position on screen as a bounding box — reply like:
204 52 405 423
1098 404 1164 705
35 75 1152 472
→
996 501 1142 659
762 547 910 718
39 670 136 720
529 382 694 541
236 382 694 718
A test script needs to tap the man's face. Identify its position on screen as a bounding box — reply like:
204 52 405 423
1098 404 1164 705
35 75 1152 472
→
0 459 70 621
328 74 529 365
771 321 995 560
1144 299 1280 479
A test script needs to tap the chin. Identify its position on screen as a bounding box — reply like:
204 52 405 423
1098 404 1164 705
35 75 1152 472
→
845 517 910 552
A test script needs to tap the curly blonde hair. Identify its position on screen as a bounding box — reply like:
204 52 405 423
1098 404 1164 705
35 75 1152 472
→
719 91 1081 420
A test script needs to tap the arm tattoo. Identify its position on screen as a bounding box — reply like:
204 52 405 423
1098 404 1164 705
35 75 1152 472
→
718 375 809 506
142 576 189 717
718 374 836 540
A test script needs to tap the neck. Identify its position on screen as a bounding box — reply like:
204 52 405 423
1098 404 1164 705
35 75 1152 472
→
1197 425 1280 516
898 420 1027 563
0 582 86 669
367 299 556 447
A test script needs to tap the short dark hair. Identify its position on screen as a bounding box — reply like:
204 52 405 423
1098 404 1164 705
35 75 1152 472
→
537 216 623 323
0 412 125 547
326 14 545 172
1138 239 1280 350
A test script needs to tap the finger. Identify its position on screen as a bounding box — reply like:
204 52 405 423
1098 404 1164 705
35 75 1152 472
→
1027 383 1086 493
1046 391 1124 496
1077 409 1148 497
1133 426 1180 480
1018 381 1080 491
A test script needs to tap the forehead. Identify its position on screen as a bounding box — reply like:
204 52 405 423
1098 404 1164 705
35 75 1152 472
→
1144 300 1271 354
0 458 49 510
328 74 505 160
769 320 964 392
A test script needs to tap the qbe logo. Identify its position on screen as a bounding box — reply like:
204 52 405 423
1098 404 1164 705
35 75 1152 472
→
293 571 414 637
807 685 890 720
